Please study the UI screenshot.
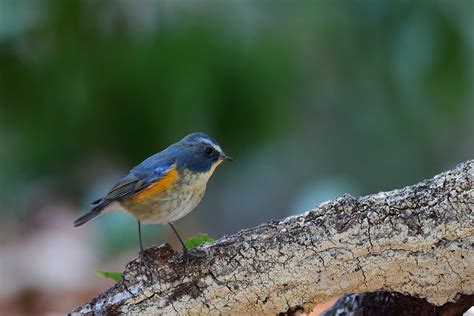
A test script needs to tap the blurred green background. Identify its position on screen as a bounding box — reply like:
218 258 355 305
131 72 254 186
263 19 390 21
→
0 0 473 314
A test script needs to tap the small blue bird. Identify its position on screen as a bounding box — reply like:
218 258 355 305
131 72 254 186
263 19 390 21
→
74 132 232 254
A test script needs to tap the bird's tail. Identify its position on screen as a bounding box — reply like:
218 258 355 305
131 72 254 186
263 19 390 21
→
73 199 105 227
73 209 102 227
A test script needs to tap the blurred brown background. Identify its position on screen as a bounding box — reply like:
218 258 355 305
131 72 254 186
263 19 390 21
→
0 0 473 314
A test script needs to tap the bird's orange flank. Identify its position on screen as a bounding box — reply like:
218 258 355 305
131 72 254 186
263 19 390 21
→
131 166 179 203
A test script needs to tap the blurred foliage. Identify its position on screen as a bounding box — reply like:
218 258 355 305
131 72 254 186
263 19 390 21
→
0 0 473 220
1 1 291 187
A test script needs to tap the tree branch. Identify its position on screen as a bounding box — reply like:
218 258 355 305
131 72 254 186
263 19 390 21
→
71 160 474 315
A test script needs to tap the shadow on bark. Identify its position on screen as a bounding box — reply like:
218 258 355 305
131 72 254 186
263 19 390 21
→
322 292 474 316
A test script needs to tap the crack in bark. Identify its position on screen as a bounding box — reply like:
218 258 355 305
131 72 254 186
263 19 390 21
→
444 255 464 292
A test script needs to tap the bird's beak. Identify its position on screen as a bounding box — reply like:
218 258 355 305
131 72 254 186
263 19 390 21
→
220 154 233 161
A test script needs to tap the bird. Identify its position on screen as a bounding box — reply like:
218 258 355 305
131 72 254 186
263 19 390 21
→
73 132 232 256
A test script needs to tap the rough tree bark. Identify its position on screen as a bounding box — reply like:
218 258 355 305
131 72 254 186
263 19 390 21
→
71 160 474 315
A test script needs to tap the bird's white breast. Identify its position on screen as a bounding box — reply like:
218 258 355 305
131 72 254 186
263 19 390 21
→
123 167 217 224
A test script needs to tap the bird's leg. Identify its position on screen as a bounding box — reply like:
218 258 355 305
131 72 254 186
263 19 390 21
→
138 221 153 266
168 222 192 268
138 220 144 253
168 222 187 252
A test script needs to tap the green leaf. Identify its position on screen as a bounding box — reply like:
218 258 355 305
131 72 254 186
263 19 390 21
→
95 269 122 281
184 233 215 249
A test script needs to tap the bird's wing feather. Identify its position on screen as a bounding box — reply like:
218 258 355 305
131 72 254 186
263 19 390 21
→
105 177 147 201
91 158 177 211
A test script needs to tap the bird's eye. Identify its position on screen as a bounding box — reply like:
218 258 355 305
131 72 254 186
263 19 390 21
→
205 147 214 156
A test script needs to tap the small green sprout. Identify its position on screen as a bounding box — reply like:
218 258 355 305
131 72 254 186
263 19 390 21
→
184 233 215 249
95 269 122 281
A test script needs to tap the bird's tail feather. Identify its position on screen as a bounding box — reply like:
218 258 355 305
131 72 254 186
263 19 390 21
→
73 206 102 227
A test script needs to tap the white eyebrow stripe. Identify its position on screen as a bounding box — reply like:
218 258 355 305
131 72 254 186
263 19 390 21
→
199 137 222 153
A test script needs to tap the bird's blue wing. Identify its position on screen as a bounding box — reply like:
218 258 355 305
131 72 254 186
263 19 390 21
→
91 155 176 210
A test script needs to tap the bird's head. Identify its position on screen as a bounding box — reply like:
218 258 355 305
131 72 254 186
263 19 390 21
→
175 132 232 174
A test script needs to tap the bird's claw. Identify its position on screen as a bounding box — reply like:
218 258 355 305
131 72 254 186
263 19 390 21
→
139 250 154 264
181 247 193 267
138 250 155 283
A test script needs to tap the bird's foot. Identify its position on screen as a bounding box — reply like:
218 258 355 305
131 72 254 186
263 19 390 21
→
181 246 193 267
139 249 154 264
138 250 155 283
